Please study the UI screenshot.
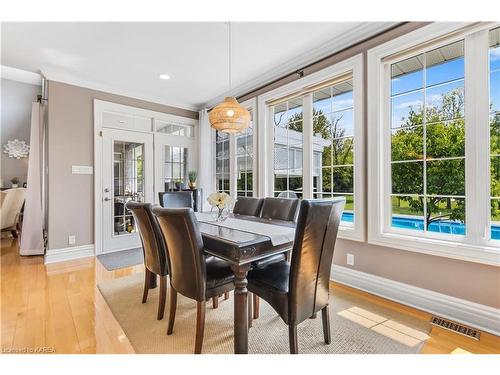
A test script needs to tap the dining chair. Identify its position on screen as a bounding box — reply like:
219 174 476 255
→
159 190 227 307
251 196 300 318
0 188 26 239
277 191 298 199
152 207 235 354
158 191 194 209
232 197 264 217
125 201 169 320
247 198 345 354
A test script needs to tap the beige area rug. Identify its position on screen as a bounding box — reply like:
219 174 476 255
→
97 273 429 354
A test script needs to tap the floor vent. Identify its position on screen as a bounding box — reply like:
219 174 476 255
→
430 316 481 340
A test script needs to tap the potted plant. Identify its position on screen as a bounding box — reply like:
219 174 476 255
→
174 179 184 191
188 170 198 190
10 177 19 188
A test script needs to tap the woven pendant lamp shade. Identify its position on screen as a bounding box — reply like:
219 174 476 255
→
209 97 251 134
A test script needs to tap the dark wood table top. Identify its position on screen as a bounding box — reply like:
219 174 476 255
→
197 214 296 266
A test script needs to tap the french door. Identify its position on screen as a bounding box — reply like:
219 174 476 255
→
101 128 154 253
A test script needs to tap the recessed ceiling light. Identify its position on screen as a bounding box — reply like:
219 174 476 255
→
159 74 170 80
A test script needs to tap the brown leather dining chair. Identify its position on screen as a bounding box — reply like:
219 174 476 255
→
251 196 300 318
125 201 169 320
158 191 194 209
247 198 345 354
152 207 235 354
232 197 264 217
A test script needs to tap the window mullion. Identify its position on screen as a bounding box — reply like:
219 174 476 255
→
465 30 490 244
303 94 314 199
229 134 237 198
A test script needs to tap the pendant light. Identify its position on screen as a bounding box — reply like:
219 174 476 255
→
209 22 250 134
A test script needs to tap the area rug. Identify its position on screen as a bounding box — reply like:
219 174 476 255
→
97 273 429 354
97 248 143 271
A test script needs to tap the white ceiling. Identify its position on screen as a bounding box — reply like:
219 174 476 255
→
1 22 395 110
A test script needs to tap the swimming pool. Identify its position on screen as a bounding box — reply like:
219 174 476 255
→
341 212 500 240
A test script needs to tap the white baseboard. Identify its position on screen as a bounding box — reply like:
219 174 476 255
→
44 244 95 264
331 265 500 336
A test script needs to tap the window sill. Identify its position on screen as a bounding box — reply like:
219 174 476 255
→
368 231 500 266
338 223 364 242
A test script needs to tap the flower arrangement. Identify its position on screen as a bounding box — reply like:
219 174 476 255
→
207 192 234 221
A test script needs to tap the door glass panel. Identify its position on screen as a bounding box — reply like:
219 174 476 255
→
163 145 188 191
113 141 144 235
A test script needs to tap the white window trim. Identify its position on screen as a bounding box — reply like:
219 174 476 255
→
367 22 500 266
257 55 365 241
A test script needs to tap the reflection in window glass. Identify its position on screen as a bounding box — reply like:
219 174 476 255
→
490 27 500 240
273 99 304 198
215 131 230 194
390 40 466 235
312 79 355 223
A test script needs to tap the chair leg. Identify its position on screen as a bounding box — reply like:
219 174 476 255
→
157 275 167 320
248 292 253 329
142 268 152 303
212 296 219 309
224 291 230 300
289 325 298 354
11 230 18 239
253 294 260 319
194 301 206 354
167 288 177 335
310 312 317 319
321 305 331 344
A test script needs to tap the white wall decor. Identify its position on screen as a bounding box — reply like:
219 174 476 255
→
3 139 30 159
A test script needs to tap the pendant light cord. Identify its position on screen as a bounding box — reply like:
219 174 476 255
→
228 21 232 91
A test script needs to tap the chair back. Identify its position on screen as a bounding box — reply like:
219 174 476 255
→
153 207 206 302
260 197 299 222
158 191 194 209
277 191 298 199
1 188 26 230
288 198 344 325
233 197 263 217
125 201 168 276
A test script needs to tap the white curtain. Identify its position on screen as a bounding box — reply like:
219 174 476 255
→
197 109 214 212
20 102 44 255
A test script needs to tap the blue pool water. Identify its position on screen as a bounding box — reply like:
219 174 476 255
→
341 212 500 240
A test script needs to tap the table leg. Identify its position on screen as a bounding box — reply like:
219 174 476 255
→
231 263 251 354
148 271 157 289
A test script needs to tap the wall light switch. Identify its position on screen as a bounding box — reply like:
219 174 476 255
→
68 235 76 245
347 253 354 266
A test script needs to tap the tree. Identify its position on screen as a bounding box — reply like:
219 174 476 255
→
391 88 467 228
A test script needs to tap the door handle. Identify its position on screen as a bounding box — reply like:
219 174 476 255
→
104 188 110 193
104 197 111 202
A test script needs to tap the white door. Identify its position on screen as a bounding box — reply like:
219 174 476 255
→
154 132 195 204
101 128 154 253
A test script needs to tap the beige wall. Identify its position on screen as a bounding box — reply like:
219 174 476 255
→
47 81 198 250
1 79 41 187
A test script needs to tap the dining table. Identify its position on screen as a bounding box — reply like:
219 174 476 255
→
194 212 296 354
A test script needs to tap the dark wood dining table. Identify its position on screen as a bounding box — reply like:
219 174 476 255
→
197 213 296 354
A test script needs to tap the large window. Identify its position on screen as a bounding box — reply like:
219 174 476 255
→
313 79 355 224
273 98 304 198
215 131 230 194
390 40 465 236
368 23 500 264
490 27 500 240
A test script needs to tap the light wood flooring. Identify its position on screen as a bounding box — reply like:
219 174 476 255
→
1 237 499 354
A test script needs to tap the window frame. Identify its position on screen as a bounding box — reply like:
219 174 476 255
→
368 22 500 266
258 55 365 241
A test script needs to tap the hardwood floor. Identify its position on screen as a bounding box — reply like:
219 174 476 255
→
1 237 499 354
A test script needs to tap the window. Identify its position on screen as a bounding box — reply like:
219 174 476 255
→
215 131 230 194
313 79 355 224
273 98 303 198
213 100 256 197
262 55 364 240
368 23 500 265
390 40 465 236
236 117 254 197
490 27 500 240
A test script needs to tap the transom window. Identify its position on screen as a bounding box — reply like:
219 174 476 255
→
390 40 466 236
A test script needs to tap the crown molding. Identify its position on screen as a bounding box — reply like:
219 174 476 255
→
1 65 42 86
40 67 200 112
204 22 398 108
